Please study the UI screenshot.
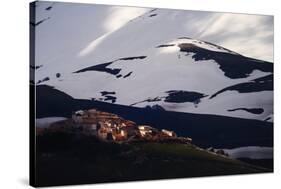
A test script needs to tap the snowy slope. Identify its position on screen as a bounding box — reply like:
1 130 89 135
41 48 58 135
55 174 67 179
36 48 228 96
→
33 2 273 122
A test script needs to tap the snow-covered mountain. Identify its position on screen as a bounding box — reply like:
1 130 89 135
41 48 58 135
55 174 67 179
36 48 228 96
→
32 2 273 122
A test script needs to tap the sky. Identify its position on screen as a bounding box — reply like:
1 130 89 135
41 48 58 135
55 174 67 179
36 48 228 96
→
196 13 273 62
35 1 274 63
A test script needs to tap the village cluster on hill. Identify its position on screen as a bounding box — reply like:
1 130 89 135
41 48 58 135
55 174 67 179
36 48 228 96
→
37 109 192 144
71 109 192 143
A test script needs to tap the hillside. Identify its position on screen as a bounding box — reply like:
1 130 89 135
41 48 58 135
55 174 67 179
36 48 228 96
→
35 130 270 187
35 85 273 149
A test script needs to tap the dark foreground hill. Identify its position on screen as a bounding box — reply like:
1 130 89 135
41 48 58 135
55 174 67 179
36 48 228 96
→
35 130 271 187
35 85 273 148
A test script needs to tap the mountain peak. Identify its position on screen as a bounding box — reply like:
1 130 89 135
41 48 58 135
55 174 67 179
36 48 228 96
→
156 37 239 55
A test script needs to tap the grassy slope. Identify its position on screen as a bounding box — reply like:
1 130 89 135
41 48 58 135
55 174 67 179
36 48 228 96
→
35 133 271 187
138 143 269 175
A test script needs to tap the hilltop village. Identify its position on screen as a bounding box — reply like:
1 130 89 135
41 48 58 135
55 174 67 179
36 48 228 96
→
71 109 192 143
40 109 192 144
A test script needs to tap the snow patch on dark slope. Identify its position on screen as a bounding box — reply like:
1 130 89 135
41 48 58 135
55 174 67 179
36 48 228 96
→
145 104 165 111
30 17 50 27
149 13 157 17
74 62 121 76
103 95 117 103
130 97 162 106
37 77 50 84
228 108 264 115
164 90 207 103
30 65 43 70
119 56 147 60
178 43 272 79
97 91 117 103
156 44 175 48
210 74 273 99
264 114 273 122
123 71 133 78
73 56 147 77
177 37 238 54
100 91 116 96
130 90 207 107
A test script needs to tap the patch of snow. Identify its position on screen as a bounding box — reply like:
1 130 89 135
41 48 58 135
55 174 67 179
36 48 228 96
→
264 114 273 122
171 38 237 54
36 117 67 128
223 146 273 159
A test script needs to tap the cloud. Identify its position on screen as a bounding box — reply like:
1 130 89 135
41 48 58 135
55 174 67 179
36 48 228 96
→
77 6 273 62
78 6 148 57
103 6 148 32
197 13 273 62
78 32 109 57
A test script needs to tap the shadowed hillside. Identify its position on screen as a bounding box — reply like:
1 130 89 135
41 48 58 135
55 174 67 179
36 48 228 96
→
35 129 271 187
36 85 273 149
